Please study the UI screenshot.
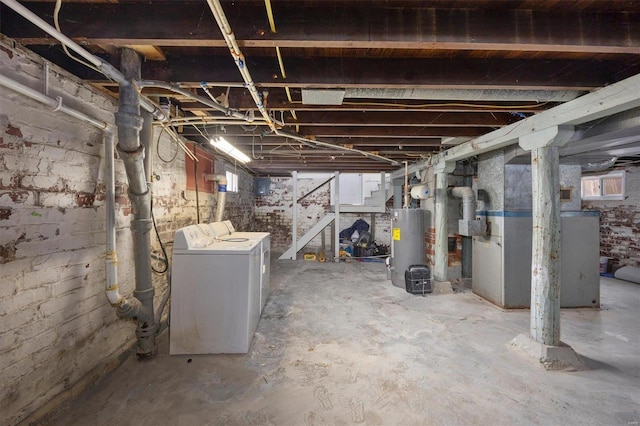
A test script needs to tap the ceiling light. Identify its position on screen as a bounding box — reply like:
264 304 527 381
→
210 136 251 163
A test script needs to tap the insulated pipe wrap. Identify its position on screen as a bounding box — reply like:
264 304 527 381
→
449 186 476 221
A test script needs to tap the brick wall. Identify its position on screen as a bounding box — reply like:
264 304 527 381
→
254 176 332 249
0 38 255 424
583 165 640 268
254 175 392 252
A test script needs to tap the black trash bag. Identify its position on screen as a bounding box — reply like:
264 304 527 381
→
339 218 370 240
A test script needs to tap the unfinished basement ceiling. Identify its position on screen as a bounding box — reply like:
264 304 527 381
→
1 0 639 175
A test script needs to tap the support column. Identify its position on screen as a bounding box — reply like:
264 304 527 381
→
509 126 584 370
530 145 561 345
334 171 340 263
291 171 298 260
433 161 455 282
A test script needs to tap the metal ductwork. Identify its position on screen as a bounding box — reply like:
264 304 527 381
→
343 88 583 102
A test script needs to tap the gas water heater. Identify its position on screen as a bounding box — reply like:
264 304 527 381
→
390 208 427 288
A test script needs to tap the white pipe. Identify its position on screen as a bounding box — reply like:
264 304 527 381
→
204 174 228 222
137 79 247 120
0 72 126 306
104 130 123 306
204 0 398 166
206 0 275 129
0 74 107 130
0 0 166 121
449 186 476 221
275 129 398 165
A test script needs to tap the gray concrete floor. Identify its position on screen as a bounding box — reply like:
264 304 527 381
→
45 260 639 425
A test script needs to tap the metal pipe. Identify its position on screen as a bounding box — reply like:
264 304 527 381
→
137 80 247 120
206 0 275 129
205 0 398 166
141 110 154 183
403 161 409 208
0 0 165 121
275 129 398 165
116 48 156 359
0 74 107 130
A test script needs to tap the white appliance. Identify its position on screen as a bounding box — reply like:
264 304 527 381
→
170 223 271 355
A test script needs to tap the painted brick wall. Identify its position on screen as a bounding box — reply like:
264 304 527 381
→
583 165 640 268
0 38 255 424
254 176 392 252
254 176 331 250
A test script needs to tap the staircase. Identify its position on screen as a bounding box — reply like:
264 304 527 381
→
279 172 394 261
333 180 392 213
278 213 335 260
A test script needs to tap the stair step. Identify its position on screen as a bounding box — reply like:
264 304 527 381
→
278 213 336 260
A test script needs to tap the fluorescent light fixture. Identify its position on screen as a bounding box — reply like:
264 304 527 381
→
210 136 251 163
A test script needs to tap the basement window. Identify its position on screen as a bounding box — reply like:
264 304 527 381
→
225 171 239 193
560 187 573 202
581 171 625 201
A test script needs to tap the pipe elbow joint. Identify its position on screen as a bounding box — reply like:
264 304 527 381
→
105 285 123 307
449 186 475 201
115 297 152 322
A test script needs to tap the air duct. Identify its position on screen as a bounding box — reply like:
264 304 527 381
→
449 186 484 236
343 88 583 102
580 157 618 172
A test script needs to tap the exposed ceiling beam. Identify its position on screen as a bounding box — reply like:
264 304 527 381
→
21 45 636 91
140 56 637 90
179 96 554 113
243 111 518 127
5 3 639 55
295 126 488 138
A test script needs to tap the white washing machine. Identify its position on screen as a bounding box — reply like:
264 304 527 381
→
170 223 270 355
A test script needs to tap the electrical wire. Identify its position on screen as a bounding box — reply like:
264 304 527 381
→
193 144 201 223
53 0 102 75
251 131 263 159
150 198 169 274
155 125 179 163
288 99 550 110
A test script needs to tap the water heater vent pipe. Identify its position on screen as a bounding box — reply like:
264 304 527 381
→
403 161 409 208
449 186 476 221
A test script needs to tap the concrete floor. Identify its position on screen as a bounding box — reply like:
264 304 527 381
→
44 260 639 425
